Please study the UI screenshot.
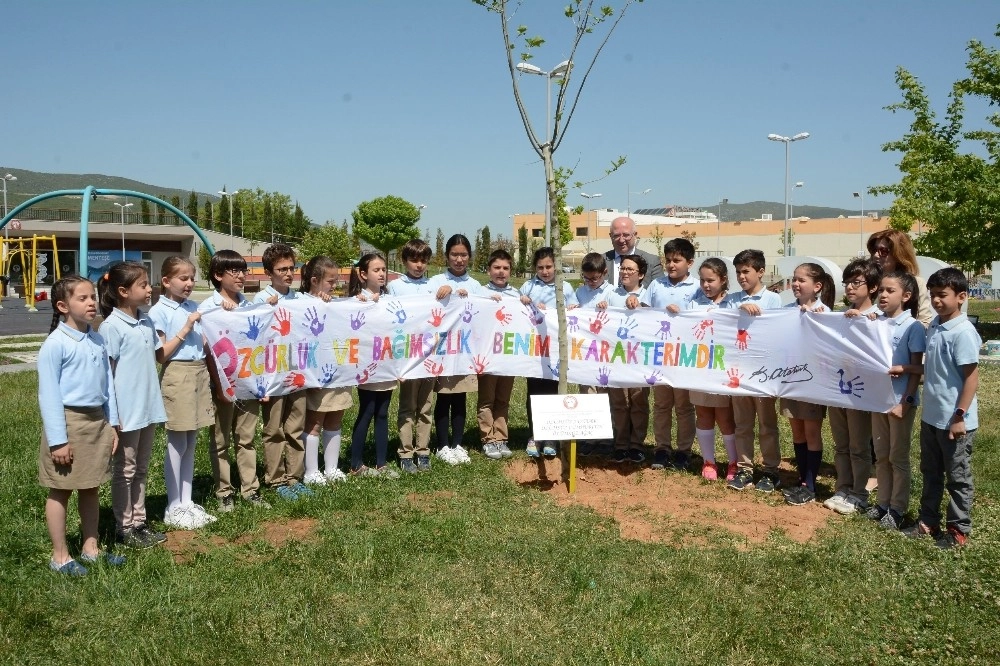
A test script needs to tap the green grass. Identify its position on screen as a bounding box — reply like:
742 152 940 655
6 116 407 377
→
1 369 999 664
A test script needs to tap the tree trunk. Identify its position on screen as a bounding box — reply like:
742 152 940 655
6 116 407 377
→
544 145 570 395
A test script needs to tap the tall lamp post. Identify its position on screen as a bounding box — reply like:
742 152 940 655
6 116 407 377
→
2 174 16 241
853 190 865 256
716 198 728 255
516 59 572 246
790 182 804 220
627 186 652 215
113 201 134 260
767 132 810 258
218 189 239 250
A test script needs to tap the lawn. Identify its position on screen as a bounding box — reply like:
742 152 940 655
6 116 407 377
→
1 367 998 664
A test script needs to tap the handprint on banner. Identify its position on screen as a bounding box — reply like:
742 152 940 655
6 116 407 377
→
597 365 611 387
657 320 672 340
471 355 489 374
462 303 480 323
283 373 306 389
271 308 292 336
726 368 743 388
837 369 865 397
495 307 513 325
736 329 751 350
303 306 326 336
590 311 609 334
243 315 262 341
616 316 638 340
350 311 366 331
320 364 338 385
525 304 545 325
423 358 445 376
356 362 378 384
693 319 714 341
386 301 407 325
567 315 579 333
427 308 445 327
644 370 662 385
254 377 268 399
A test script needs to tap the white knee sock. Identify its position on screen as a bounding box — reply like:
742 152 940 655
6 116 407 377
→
723 433 737 464
165 430 186 513
304 433 320 476
181 431 197 506
696 429 716 463
323 430 342 475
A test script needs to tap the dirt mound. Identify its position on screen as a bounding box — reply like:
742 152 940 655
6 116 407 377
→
504 457 835 546
163 517 318 564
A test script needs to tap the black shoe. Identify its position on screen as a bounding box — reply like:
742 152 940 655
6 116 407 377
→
755 473 780 493
651 449 669 470
134 523 166 545
400 457 419 474
784 486 815 506
727 470 754 491
416 455 431 472
672 452 690 471
628 448 645 464
245 491 271 509
217 494 236 513
611 449 628 464
116 527 158 550
934 527 968 550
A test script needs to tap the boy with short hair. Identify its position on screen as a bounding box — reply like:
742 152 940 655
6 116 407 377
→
253 243 309 501
824 258 882 514
478 249 519 459
904 267 980 549
723 249 783 492
387 239 436 473
645 238 699 471
576 252 614 308
199 250 267 512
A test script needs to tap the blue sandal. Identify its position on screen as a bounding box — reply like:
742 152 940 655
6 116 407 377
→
50 559 88 577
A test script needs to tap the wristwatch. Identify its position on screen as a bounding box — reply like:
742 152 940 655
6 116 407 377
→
954 408 966 420
904 395 916 405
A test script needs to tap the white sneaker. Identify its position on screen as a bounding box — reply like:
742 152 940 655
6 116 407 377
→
823 491 854 514
324 469 347 483
452 445 471 464
436 447 456 464
303 471 328 486
186 503 218 525
164 506 197 530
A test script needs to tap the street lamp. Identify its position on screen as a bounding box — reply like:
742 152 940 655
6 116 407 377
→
627 186 652 215
853 191 865 256
580 192 602 200
113 201 134 260
790 182 804 221
2 174 16 241
767 132 810 258
218 189 239 250
716 198 728 255
517 59 572 246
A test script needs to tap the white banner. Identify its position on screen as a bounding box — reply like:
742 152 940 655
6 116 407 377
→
201 294 896 412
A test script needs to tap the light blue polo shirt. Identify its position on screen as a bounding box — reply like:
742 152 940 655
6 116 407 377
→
922 313 981 430
197 289 252 313
687 290 727 311
485 281 520 298
646 274 699 310
576 281 614 308
722 287 782 311
253 284 299 304
882 310 926 405
428 270 483 296
101 309 168 432
519 277 578 309
607 285 646 308
388 273 433 297
37 323 119 446
148 297 204 361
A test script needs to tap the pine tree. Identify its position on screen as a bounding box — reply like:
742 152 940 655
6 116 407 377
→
435 228 445 266
480 225 492 271
170 195 182 226
203 200 214 231
140 199 151 225
186 191 199 226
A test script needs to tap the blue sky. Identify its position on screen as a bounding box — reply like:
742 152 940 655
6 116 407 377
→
2 1 997 240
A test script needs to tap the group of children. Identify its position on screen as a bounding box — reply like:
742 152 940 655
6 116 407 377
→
36 235 981 574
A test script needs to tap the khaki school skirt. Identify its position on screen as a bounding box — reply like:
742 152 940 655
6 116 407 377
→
307 386 355 412
38 406 114 490
436 374 478 394
690 390 731 409
780 397 827 421
160 360 216 430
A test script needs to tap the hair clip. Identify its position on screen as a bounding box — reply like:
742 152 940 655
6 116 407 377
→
103 272 110 281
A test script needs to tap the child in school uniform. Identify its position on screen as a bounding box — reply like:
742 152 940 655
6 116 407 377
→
478 249 519 460
98 262 168 548
574 252 614 456
388 239 438 473
253 243 311 501
825 258 882 514
149 256 217 530
903 268 980 549
645 238 699 471
38 275 124 576
779 263 836 506
199 250 269 512
724 249 784 493
519 246 579 458
596 254 648 464
428 234 483 464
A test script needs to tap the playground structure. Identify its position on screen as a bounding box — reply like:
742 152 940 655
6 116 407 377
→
0 235 62 311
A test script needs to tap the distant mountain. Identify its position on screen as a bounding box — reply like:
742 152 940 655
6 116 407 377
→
691 201 875 222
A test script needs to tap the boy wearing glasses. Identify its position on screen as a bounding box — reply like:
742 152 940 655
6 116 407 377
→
199 250 267 512
253 244 310 500
576 252 613 307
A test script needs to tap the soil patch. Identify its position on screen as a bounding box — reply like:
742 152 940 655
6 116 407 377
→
504 457 836 546
164 517 319 564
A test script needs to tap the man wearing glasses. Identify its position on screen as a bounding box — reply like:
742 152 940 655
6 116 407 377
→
603 216 663 288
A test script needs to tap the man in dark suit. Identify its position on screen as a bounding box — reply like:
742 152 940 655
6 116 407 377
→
604 216 664 288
